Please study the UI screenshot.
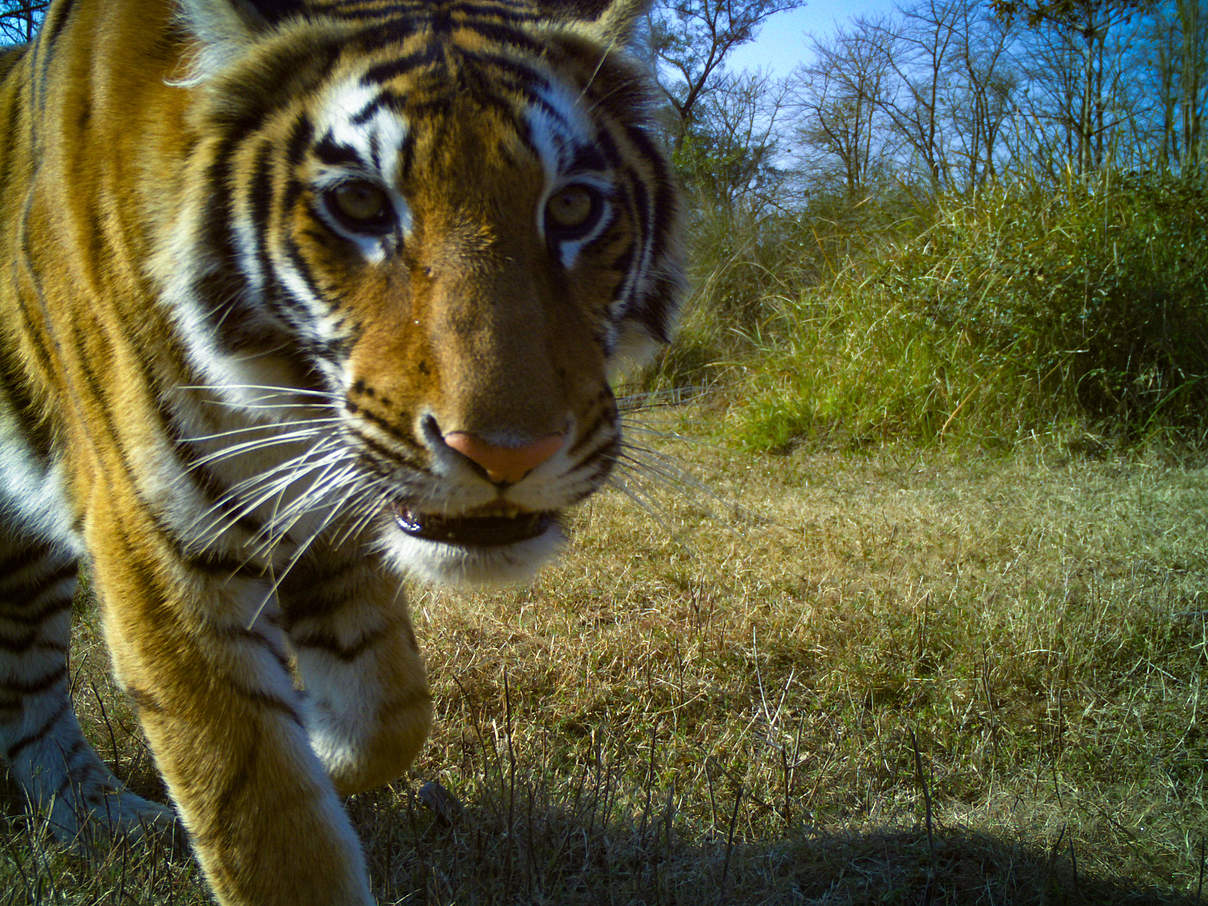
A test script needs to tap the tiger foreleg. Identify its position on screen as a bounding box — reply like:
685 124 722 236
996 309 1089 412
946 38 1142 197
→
0 537 175 847
89 520 374 906
281 560 433 795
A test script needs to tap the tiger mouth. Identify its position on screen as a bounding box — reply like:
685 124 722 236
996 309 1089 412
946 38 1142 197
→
392 505 556 547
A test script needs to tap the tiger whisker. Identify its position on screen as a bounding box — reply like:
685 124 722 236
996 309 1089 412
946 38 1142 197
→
247 465 372 628
188 442 348 550
178 417 341 445
247 456 364 559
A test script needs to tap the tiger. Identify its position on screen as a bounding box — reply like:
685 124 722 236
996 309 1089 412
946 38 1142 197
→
0 0 681 903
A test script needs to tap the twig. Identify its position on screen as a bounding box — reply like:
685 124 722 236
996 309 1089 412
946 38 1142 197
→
910 728 937 879
720 784 743 895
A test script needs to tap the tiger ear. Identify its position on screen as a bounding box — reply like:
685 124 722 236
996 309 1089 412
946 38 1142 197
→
178 0 305 40
176 0 305 80
535 0 652 45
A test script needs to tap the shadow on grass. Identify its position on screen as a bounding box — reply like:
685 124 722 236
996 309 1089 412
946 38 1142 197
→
3 767 1201 905
353 778 1204 906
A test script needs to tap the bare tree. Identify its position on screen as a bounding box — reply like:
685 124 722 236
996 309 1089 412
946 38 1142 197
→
1147 0 1207 171
789 19 897 201
870 0 959 191
997 0 1149 174
947 0 1018 185
679 69 791 211
0 1 46 44
650 0 805 149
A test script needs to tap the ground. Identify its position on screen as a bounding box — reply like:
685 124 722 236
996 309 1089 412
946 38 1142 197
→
3 400 1206 904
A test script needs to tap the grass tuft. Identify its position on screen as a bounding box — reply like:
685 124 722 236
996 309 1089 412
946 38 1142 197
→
726 172 1208 452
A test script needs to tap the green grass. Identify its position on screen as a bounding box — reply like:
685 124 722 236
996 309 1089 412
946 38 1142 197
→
3 402 1206 904
717 172 1208 451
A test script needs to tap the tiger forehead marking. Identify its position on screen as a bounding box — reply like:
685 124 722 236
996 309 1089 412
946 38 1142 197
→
0 1 680 904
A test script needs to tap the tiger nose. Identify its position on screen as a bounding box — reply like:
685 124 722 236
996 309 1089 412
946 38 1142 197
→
442 431 565 484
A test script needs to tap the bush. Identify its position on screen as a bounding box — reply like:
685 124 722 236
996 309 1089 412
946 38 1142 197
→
646 188 925 391
729 171 1208 450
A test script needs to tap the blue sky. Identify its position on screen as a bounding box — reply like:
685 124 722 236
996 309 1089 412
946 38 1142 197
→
726 0 901 76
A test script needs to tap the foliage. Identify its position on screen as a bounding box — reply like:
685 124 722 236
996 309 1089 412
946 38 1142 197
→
645 182 931 392
726 170 1208 450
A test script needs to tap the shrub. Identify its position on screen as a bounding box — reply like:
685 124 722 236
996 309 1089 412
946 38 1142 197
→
730 171 1208 450
646 188 925 391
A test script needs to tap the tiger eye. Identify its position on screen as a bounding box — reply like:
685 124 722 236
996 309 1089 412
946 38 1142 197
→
545 185 597 232
332 181 388 222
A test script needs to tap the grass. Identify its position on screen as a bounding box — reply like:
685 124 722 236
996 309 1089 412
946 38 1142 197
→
717 172 1208 451
2 400 1206 904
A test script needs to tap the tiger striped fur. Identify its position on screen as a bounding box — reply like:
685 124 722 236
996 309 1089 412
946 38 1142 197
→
0 0 681 902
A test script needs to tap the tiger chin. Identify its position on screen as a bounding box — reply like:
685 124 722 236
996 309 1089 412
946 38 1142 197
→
0 0 681 904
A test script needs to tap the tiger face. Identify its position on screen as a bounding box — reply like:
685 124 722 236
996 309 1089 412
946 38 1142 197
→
163 0 680 586
0 1 679 903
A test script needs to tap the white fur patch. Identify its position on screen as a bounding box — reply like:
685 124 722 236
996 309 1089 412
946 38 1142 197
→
379 521 567 587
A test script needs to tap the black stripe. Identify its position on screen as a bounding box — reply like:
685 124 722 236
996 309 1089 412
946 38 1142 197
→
15 205 65 381
279 235 331 322
343 402 425 455
610 241 636 276
0 301 60 462
248 0 306 24
369 129 383 171
347 16 424 52
570 144 610 175
230 679 304 726
575 453 617 501
29 0 77 120
569 410 615 458
0 592 73 628
0 625 67 652
458 49 552 102
126 685 165 715
0 559 78 600
52 738 95 803
363 44 443 85
0 628 37 651
212 622 292 675
197 746 260 851
282 590 354 624
0 542 56 580
446 1 541 23
42 0 75 48
278 559 362 617
399 130 416 181
312 134 365 169
461 20 546 56
345 423 424 474
0 665 67 696
292 626 385 662
626 171 651 272
621 124 676 263
5 697 69 761
351 96 388 127
285 112 315 168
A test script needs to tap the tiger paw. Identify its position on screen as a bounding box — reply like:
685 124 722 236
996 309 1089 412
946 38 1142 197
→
44 779 181 853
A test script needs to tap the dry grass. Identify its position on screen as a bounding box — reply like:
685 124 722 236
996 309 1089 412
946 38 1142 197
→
3 400 1206 904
